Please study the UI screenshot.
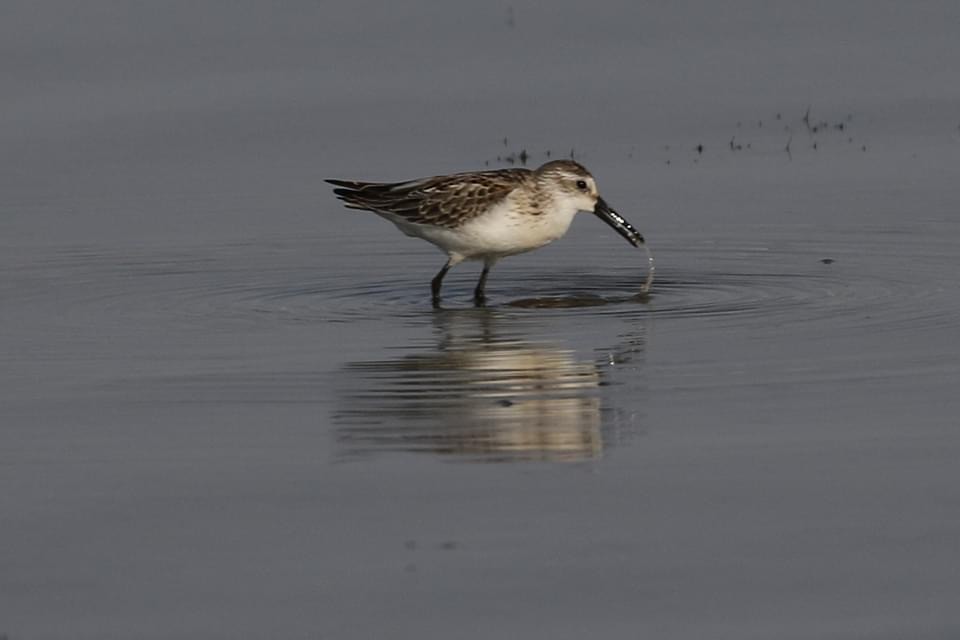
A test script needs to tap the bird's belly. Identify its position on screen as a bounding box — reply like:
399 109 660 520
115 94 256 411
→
382 203 577 260
451 206 576 258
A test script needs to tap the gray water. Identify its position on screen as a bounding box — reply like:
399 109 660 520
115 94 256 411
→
3 2 960 638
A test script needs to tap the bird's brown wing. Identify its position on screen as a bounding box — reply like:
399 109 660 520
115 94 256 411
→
327 168 531 229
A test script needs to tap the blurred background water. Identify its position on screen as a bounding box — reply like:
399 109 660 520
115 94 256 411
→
2 2 960 638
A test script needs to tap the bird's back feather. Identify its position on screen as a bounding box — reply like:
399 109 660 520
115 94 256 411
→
326 168 533 228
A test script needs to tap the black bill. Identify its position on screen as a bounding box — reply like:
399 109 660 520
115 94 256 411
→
593 197 645 247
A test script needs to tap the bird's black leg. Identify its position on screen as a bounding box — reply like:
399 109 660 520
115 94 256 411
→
431 260 452 307
473 264 491 306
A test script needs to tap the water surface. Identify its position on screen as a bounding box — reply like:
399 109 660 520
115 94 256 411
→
3 2 960 638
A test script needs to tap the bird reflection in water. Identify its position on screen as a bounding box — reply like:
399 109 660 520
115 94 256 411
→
334 310 645 462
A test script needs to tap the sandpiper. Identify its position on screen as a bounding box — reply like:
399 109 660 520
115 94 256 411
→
327 160 647 305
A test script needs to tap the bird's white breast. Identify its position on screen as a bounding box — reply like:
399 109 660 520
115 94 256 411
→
381 193 581 261
452 196 580 259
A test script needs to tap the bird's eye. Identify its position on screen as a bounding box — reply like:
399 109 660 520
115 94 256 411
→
576 180 588 190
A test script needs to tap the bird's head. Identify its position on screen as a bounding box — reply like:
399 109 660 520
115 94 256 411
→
535 160 644 247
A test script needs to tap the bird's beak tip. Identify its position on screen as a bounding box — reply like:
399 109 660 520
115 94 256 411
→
593 198 645 247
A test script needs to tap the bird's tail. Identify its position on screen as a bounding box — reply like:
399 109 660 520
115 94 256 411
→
325 178 422 213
